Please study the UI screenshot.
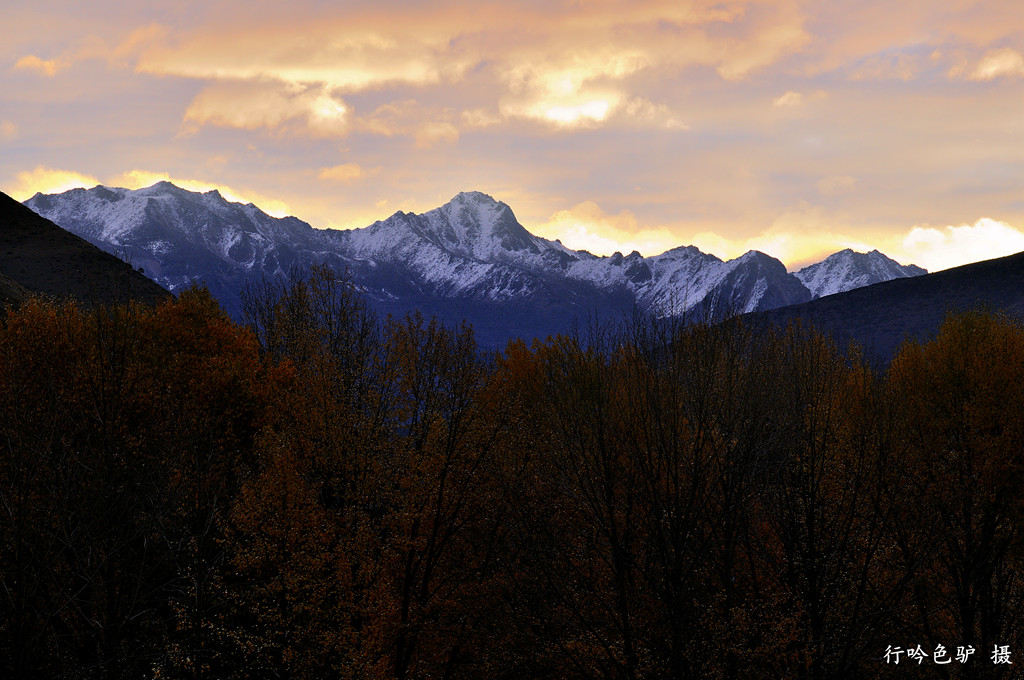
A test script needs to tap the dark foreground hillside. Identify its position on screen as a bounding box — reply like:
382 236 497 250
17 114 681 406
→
751 249 1024 361
0 190 170 308
1 270 1022 679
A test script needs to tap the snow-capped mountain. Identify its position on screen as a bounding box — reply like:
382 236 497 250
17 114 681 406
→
23 183 924 345
340 191 593 304
795 248 926 299
24 181 351 314
339 191 812 317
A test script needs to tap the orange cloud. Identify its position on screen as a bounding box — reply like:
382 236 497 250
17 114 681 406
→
318 163 367 182
110 23 169 66
498 49 639 126
135 22 458 90
798 0 1023 78
461 108 502 128
355 100 460 146
772 91 803 107
183 82 349 137
119 0 811 138
413 121 459 148
501 92 620 127
712 2 809 80
0 121 17 141
14 55 63 77
772 90 826 108
12 27 159 77
969 47 1024 80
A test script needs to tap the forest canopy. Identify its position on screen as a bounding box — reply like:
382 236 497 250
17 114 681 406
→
1 268 1022 680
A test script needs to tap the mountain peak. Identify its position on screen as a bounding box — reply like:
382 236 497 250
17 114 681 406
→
451 190 499 205
795 247 926 299
426 191 539 255
738 249 785 267
146 180 181 193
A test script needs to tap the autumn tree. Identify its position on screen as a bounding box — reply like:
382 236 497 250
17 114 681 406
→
885 310 1024 680
0 290 274 679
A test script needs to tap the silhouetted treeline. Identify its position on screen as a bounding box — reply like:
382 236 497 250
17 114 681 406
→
1 267 1022 679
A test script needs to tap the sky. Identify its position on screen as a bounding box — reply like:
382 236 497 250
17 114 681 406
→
2 0 1023 272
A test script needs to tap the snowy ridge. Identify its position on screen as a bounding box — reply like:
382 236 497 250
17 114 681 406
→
24 183 926 339
339 192 810 313
795 249 927 299
24 181 346 305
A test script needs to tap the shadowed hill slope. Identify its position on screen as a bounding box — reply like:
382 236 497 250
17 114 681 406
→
750 250 1024 361
0 270 28 307
0 190 170 307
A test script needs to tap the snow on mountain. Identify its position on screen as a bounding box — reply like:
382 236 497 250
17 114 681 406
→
23 182 923 343
24 181 347 310
338 191 810 316
795 249 926 299
338 191 584 303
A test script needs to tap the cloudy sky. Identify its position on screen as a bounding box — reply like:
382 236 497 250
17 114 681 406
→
2 0 1022 270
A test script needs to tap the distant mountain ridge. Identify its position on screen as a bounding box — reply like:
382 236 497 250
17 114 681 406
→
24 183 925 345
795 248 927 298
24 181 343 314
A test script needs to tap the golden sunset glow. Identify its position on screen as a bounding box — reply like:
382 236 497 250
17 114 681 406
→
3 0 1023 273
533 202 681 256
117 171 295 217
8 166 101 200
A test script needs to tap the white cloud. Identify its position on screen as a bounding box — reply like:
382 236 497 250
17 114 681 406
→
896 218 1024 271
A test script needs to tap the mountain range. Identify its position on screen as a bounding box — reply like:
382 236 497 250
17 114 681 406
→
22 182 925 346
